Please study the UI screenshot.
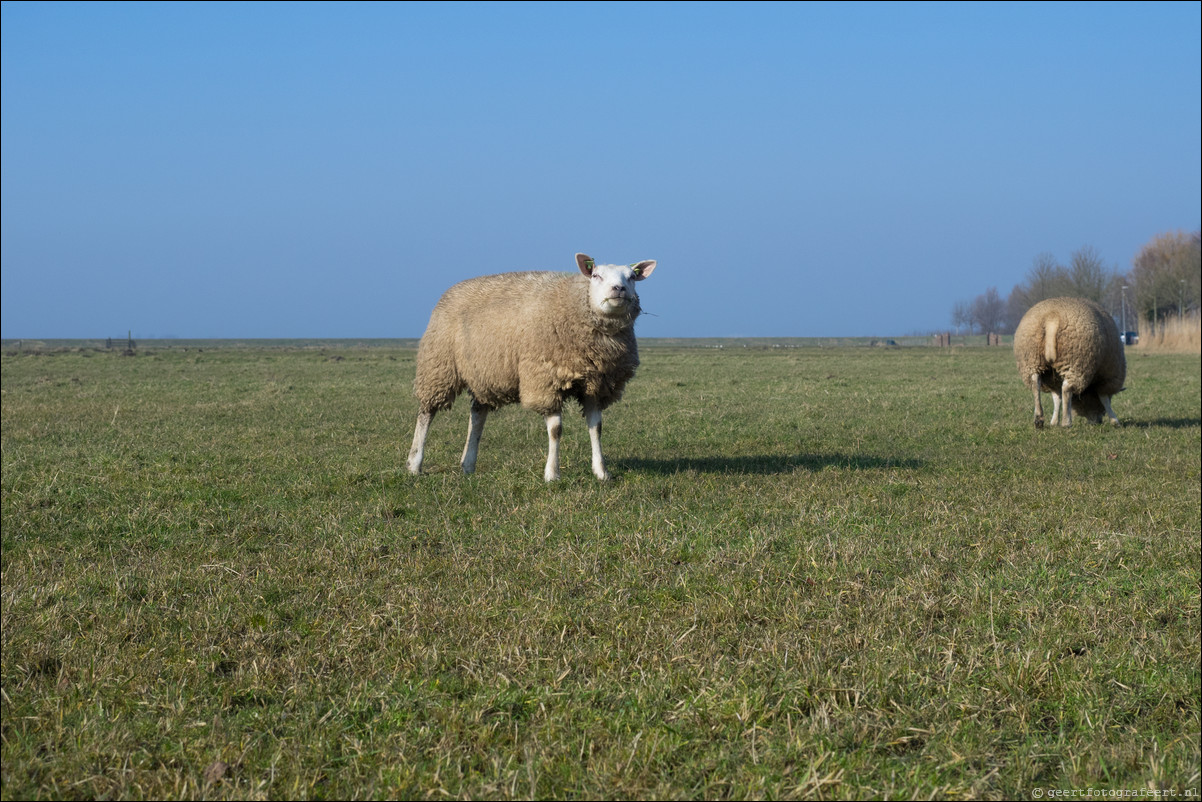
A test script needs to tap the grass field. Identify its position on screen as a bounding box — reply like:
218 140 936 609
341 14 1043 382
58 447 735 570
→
2 341 1199 799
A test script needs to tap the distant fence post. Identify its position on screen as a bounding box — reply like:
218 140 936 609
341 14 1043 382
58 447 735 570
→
933 332 951 348
106 332 137 354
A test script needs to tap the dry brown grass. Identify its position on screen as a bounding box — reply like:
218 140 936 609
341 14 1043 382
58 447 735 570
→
1136 312 1202 353
3 343 1199 799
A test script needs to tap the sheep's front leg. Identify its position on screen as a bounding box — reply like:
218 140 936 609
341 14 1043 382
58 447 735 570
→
461 400 489 474
1100 395 1121 426
407 410 435 474
544 412 563 481
583 398 610 481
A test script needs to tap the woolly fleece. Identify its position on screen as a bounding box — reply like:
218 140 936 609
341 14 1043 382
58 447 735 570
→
413 271 640 417
1013 296 1126 424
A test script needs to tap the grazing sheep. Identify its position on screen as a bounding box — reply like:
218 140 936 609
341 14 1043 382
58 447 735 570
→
1013 297 1126 428
407 253 657 481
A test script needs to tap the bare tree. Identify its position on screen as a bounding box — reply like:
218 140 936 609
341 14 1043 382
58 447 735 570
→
1004 283 1027 333
952 244 1125 336
1128 229 1202 323
951 300 972 334
1006 247 1121 319
1067 246 1111 304
1021 253 1072 306
970 287 1006 335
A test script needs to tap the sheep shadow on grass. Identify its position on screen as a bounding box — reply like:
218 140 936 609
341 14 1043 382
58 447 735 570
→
1130 417 1201 430
614 452 923 476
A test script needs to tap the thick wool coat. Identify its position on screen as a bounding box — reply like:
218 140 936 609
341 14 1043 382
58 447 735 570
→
414 271 640 416
1013 297 1126 418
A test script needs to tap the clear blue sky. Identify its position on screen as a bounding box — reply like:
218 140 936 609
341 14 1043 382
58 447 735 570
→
3 1 1199 339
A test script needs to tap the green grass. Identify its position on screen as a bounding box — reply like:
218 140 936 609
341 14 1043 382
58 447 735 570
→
2 342 1198 799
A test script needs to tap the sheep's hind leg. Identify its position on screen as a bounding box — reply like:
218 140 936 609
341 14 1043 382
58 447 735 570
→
407 410 435 475
1031 376 1045 429
583 398 611 481
461 400 489 474
1049 391 1061 426
543 412 563 481
1058 379 1074 427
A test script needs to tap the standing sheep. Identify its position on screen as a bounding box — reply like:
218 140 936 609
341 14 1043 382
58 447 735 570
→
407 253 657 481
1013 297 1126 428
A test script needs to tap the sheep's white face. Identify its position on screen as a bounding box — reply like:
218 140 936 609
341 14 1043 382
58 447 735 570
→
576 253 656 319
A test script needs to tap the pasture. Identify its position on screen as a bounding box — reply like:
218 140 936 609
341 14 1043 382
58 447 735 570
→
2 341 1199 799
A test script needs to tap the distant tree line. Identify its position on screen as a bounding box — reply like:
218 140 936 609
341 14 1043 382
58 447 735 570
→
1129 230 1201 325
952 230 1201 335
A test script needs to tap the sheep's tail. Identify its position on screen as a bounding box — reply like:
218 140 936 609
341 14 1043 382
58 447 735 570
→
1043 317 1060 363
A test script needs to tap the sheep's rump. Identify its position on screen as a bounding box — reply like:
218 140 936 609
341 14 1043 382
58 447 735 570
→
414 272 640 416
1014 297 1125 398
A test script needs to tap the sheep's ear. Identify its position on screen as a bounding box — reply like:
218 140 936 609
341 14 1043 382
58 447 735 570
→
630 260 656 280
575 253 596 276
